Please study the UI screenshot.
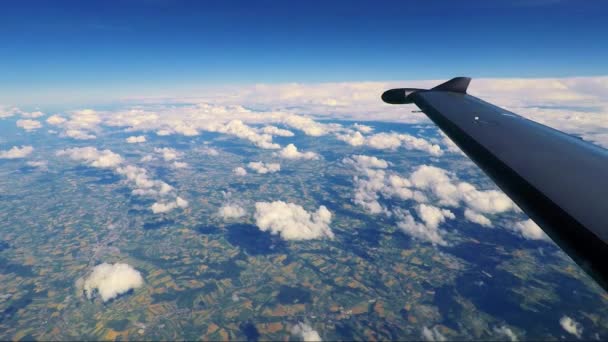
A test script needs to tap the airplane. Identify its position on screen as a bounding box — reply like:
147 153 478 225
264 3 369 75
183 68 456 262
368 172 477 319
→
382 77 608 292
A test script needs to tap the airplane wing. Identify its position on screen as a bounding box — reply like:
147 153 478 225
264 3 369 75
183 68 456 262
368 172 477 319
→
382 77 608 292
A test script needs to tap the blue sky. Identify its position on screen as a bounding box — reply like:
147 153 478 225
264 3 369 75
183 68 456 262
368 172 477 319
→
1 0 606 105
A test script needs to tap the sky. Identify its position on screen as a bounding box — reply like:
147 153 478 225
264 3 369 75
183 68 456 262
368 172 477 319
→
1 0 607 105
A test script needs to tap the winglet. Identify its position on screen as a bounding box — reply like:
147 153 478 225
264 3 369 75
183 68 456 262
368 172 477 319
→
431 77 471 93
382 77 472 105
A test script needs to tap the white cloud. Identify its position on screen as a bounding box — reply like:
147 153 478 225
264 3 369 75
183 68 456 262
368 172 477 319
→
439 132 464 154
140 155 155 162
254 201 333 240
560 316 582 338
21 76 608 150
353 123 373 133
0 145 33 159
57 147 123 168
464 209 492 227
511 219 549 241
291 322 322 342
126 135 146 143
421 326 446 342
417 204 455 229
338 131 443 156
218 203 247 220
343 155 389 169
337 131 366 146
233 166 248 176
20 110 44 118
151 196 189 214
199 146 220 156
409 165 516 215
65 129 96 140
46 109 100 140
58 147 186 214
345 159 521 243
281 114 334 136
247 161 281 174
343 155 424 214
16 119 42 131
26 160 48 169
395 204 454 246
171 161 188 169
277 143 319 160
0 106 18 119
155 147 182 161
46 114 67 125
493 326 518 342
116 164 173 197
216 119 280 149
261 125 295 137
79 263 144 302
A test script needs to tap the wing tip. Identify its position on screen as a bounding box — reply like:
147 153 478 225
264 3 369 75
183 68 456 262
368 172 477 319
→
431 77 471 93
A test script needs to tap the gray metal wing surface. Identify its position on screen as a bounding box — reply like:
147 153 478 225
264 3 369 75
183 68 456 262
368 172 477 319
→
383 77 608 292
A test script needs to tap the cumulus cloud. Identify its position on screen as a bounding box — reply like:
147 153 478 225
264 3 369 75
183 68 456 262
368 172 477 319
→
343 155 389 169
261 125 295 137
216 119 280 149
254 201 333 240
151 196 189 214
171 161 188 169
16 119 42 131
155 147 181 161
281 114 335 136
48 109 101 139
464 209 492 227
199 146 220 156
233 166 248 176
409 165 516 216
343 155 424 214
116 164 173 197
218 203 247 220
421 326 446 342
344 158 521 243
46 114 67 125
560 316 582 338
511 219 549 241
20 110 44 118
0 106 19 119
78 263 144 302
58 147 186 214
291 323 322 342
65 129 96 140
154 147 188 168
493 326 517 341
26 160 48 169
126 135 146 143
337 131 443 156
0 145 33 159
353 123 373 133
395 204 455 246
277 144 319 160
247 161 281 174
57 147 123 168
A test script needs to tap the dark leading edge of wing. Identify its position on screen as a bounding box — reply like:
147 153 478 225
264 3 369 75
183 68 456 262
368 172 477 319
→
383 77 608 292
